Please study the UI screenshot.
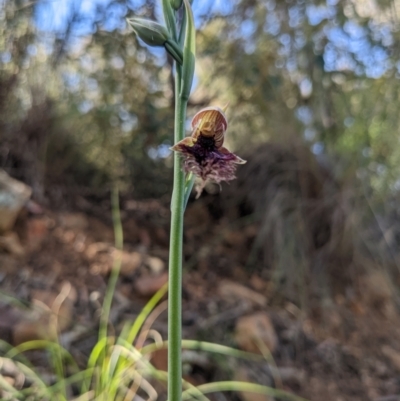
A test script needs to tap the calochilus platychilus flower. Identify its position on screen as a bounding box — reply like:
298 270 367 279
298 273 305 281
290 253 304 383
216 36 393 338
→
171 106 246 197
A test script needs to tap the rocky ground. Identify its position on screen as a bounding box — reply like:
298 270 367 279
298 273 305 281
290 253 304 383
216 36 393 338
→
0 191 399 401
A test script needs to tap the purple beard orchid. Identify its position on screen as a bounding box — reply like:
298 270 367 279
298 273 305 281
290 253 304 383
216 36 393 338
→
171 106 246 197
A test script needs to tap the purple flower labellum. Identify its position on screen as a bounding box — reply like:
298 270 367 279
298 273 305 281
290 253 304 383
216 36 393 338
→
171 106 246 197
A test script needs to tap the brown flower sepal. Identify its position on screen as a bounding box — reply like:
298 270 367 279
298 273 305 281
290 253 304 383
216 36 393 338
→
171 106 246 197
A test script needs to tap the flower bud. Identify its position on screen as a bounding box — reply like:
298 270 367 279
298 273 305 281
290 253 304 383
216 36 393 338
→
162 0 177 40
127 18 170 47
180 0 196 100
170 0 183 9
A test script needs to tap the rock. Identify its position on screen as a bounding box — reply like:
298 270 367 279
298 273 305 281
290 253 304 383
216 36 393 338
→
25 217 49 252
151 348 211 387
12 320 46 345
13 318 56 345
87 242 113 275
133 272 168 297
150 348 168 371
0 232 25 257
219 280 267 307
113 249 142 276
0 170 32 233
235 312 278 354
87 243 143 276
85 242 110 259
12 282 76 345
59 212 88 231
145 255 165 274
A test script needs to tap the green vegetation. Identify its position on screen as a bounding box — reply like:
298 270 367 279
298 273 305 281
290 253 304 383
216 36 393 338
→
2 0 400 200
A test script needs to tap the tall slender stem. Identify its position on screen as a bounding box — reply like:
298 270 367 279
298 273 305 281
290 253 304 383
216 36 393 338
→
168 64 186 401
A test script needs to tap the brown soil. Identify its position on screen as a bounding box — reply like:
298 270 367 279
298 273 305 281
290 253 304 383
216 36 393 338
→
0 195 399 401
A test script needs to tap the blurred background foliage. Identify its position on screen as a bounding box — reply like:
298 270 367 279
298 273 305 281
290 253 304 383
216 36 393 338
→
2 0 400 301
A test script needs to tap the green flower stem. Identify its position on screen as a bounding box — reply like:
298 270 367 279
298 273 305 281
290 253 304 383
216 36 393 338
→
168 63 187 401
167 1 195 398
